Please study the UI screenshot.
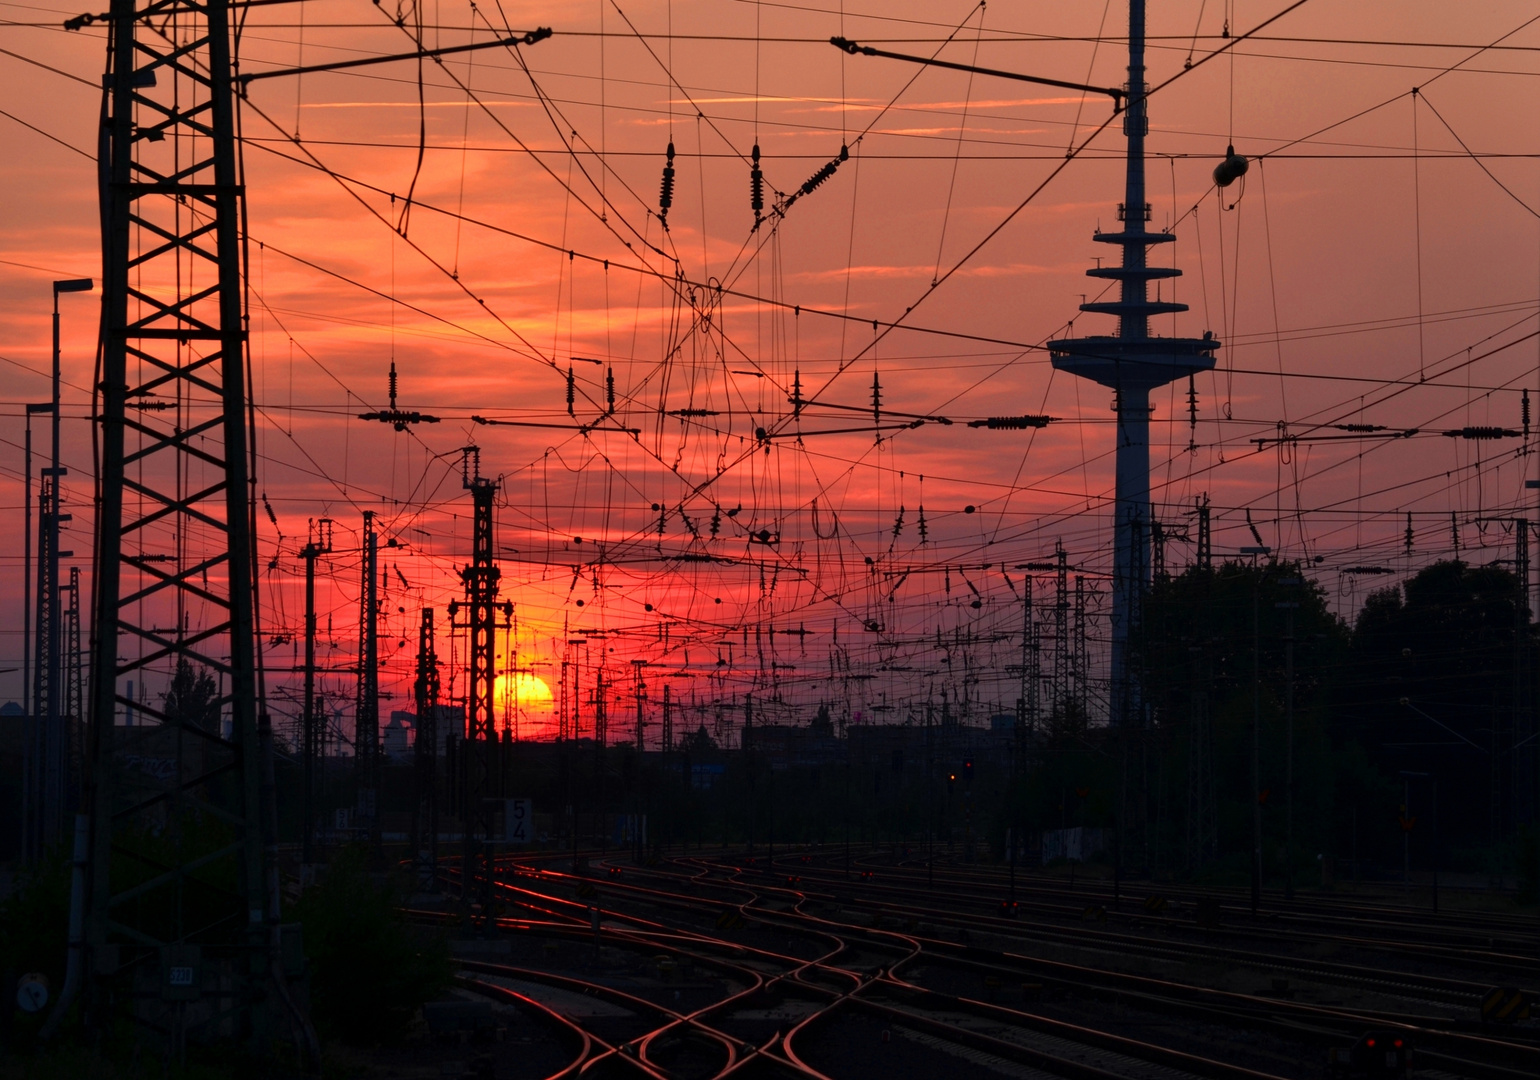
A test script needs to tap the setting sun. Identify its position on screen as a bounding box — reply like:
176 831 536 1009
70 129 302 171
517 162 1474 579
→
494 672 554 716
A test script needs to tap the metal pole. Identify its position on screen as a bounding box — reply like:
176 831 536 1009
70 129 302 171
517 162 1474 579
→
1432 777 1439 914
1252 580 1262 914
1282 596 1297 901
45 279 90 852
302 542 317 864
356 511 379 837
21 415 31 863
23 415 31 722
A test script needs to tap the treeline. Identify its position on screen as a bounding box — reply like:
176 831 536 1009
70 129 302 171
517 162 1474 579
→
1072 557 1540 886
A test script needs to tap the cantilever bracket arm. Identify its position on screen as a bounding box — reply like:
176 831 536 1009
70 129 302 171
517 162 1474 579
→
831 36 1123 112
239 26 552 90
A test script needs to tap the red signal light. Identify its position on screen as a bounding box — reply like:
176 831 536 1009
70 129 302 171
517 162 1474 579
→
1366 1038 1376 1048
1393 1039 1402 1048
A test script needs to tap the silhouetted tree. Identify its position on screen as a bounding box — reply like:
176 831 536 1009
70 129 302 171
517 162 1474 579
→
162 658 221 733
1339 559 1530 862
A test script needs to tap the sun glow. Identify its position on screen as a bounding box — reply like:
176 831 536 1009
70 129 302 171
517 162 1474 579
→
493 671 553 715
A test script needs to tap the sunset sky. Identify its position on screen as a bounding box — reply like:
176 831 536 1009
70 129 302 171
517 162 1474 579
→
3 1 1540 743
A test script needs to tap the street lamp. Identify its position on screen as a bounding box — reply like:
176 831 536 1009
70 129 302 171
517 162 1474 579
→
24 279 91 861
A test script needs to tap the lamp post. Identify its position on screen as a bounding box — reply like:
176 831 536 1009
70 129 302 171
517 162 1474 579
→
28 279 91 859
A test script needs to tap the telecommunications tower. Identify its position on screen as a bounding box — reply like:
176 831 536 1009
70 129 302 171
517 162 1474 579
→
1048 0 1219 724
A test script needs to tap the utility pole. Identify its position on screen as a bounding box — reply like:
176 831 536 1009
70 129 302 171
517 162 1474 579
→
594 668 607 746
21 400 50 864
301 519 332 864
1054 542 1070 724
64 567 83 813
1514 520 1529 836
1074 575 1088 721
356 511 380 837
1196 495 1212 571
84 0 278 1047
32 462 63 851
1277 580 1301 901
459 448 501 909
29 278 92 858
413 608 440 889
1251 576 1263 914
633 662 646 750
661 683 672 753
744 691 755 853
1016 573 1032 774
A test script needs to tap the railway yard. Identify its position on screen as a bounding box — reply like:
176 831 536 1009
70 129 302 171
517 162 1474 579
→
393 850 1540 1080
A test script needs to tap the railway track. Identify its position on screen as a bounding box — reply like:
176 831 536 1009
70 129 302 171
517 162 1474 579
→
414 847 1539 1080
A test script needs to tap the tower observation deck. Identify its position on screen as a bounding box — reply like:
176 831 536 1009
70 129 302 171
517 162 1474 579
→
1048 0 1218 725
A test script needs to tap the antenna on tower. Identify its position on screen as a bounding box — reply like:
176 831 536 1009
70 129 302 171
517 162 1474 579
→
1045 0 1220 726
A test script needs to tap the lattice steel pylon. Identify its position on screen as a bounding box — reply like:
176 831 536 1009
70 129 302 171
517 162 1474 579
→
355 510 380 834
459 449 501 904
412 608 440 888
83 0 284 1047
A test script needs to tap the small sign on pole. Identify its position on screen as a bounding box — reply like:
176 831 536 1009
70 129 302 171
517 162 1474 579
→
505 798 532 845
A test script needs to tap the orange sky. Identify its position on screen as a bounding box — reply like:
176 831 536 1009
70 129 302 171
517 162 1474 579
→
4 1 1540 742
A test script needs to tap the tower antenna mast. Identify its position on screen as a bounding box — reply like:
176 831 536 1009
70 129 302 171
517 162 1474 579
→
1048 0 1219 724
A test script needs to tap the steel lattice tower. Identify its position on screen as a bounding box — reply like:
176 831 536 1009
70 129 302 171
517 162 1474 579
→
355 510 380 831
300 517 331 863
413 608 440 886
1049 0 1219 725
28 472 62 860
84 0 277 1042
459 453 501 900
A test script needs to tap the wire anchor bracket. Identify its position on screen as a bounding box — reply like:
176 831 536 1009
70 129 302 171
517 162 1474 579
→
831 36 1124 112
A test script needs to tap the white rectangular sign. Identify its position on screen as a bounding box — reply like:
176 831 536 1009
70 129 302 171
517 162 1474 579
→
505 798 532 845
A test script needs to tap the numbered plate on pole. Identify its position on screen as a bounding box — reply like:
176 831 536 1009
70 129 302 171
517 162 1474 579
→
506 798 533 845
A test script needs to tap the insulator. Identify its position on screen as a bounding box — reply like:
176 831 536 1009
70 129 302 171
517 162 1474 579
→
791 368 802 419
1213 143 1249 188
388 360 398 408
799 160 838 197
1525 389 1532 436
659 140 676 221
659 166 675 216
871 371 881 423
566 365 575 417
606 367 615 414
917 506 927 543
750 143 764 216
967 415 1051 429
1443 425 1520 440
